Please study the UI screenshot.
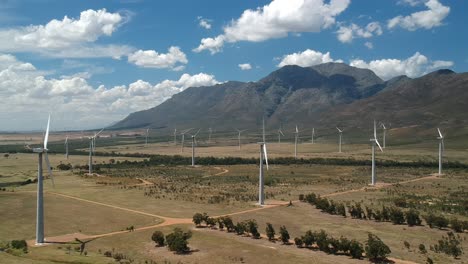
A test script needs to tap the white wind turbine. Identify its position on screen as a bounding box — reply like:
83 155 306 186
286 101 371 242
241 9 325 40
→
381 123 387 149
88 128 104 175
336 127 343 153
236 129 247 150
370 120 383 186
294 125 299 159
258 141 269 205
32 115 54 245
208 127 213 143
311 128 315 144
173 128 177 145
145 128 149 147
180 128 193 153
190 129 201 166
437 128 445 175
64 135 69 159
277 128 284 144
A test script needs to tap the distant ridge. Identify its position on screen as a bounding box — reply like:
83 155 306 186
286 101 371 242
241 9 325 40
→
110 63 466 132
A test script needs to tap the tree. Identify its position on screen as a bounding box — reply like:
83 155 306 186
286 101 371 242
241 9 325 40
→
349 239 364 259
365 233 391 261
337 203 346 217
10 240 27 253
217 217 225 230
302 230 315 248
192 213 203 227
223 216 235 232
338 236 351 253
206 217 216 228
389 207 405 225
315 230 329 251
265 223 275 241
434 215 449 229
419 244 427 254
279 226 290 244
404 241 410 250
246 219 260 239
450 218 463 233
235 222 245 235
165 228 192 254
151 231 165 247
294 237 303 248
405 209 422 226
433 232 463 258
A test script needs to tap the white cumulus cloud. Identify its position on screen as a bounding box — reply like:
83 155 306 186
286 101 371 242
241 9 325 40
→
238 63 252 70
128 46 188 70
388 0 450 31
0 9 131 59
350 52 454 80
277 49 343 67
0 54 219 130
194 0 350 54
336 22 383 43
197 16 212 29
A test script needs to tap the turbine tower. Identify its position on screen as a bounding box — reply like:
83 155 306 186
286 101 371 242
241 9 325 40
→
437 128 445 175
88 128 104 175
370 120 383 186
258 142 269 205
180 128 193 153
208 127 213 143
145 128 149 147
294 125 299 159
277 128 284 144
381 123 387 149
64 136 69 159
262 117 266 143
336 127 343 153
190 129 201 166
311 128 315 144
32 115 54 244
173 128 177 145
236 129 247 150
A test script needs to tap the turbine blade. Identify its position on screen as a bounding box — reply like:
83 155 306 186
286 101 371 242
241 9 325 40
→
44 114 51 149
44 153 55 187
295 125 298 133
375 139 383 152
263 144 269 170
437 128 443 138
441 139 445 151
194 128 201 137
95 127 105 137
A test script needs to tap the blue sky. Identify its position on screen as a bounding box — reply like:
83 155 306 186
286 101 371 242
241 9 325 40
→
0 0 466 131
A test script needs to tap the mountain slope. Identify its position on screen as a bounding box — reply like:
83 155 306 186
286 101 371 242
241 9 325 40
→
110 63 386 131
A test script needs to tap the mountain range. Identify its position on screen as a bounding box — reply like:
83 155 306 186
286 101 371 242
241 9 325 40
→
110 63 468 134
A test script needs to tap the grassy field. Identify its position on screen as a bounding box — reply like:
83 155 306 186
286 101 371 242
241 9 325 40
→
1 133 467 264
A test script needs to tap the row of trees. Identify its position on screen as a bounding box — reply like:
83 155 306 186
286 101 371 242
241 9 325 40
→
192 212 392 261
301 192 467 232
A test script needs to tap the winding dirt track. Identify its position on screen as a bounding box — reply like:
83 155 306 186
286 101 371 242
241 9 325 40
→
28 171 440 264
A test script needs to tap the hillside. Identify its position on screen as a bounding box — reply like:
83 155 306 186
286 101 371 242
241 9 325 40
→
111 63 389 131
110 64 468 135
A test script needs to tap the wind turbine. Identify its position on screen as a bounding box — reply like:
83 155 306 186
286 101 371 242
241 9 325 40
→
370 120 383 186
311 128 315 144
208 127 213 143
64 136 69 159
258 141 269 206
381 123 387 149
277 128 284 144
294 125 299 159
180 128 193 152
336 127 343 153
437 128 445 175
88 128 104 175
145 128 149 147
173 128 177 145
236 129 247 150
190 129 201 166
32 115 54 245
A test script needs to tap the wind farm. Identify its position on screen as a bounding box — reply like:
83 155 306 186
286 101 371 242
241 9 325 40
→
1 1 467 263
